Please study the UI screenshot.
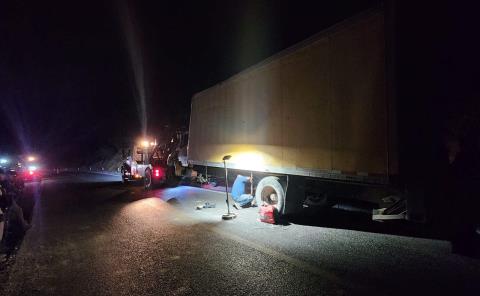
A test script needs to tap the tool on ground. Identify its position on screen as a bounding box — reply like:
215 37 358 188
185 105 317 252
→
195 201 216 210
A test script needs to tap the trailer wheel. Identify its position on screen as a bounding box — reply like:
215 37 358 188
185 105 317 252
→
255 176 285 214
144 169 152 190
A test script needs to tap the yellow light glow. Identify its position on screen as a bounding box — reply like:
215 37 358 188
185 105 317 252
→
141 140 149 148
27 156 36 162
231 152 265 171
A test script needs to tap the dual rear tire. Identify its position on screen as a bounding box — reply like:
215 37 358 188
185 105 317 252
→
255 176 286 214
254 175 307 217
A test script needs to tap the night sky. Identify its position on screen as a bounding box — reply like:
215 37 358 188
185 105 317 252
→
1 1 479 167
1 0 380 166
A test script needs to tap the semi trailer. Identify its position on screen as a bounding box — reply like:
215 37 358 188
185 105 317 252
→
186 8 403 218
181 5 477 236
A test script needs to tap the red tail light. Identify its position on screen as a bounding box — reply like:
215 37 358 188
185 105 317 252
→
29 171 34 175
153 168 164 178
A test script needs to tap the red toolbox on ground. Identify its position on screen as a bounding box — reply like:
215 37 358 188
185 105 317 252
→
259 205 276 224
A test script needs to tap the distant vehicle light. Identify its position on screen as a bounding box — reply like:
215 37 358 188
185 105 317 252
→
29 171 34 175
0 158 8 164
134 174 141 178
141 140 149 148
27 156 36 162
28 165 37 171
155 169 160 177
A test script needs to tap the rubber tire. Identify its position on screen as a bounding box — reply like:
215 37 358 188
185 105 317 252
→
255 176 285 214
144 169 152 190
165 166 180 187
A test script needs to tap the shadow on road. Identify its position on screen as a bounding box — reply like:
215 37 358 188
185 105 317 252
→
290 207 446 241
166 197 181 207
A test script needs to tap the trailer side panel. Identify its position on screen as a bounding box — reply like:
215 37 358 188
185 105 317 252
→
188 10 393 183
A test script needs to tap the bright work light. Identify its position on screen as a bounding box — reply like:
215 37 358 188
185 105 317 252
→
141 140 149 148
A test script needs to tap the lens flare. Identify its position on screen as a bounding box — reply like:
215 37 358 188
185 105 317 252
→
118 0 148 137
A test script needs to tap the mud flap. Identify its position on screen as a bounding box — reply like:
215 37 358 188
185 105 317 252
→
283 175 306 216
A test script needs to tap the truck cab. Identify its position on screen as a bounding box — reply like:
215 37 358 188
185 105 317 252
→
121 142 167 189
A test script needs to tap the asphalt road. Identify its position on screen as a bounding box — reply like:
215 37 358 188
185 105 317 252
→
1 173 479 295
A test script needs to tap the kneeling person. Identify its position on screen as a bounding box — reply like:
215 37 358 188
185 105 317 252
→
231 175 255 209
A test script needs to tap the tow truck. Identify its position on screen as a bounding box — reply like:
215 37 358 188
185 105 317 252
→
121 132 189 189
121 139 167 189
